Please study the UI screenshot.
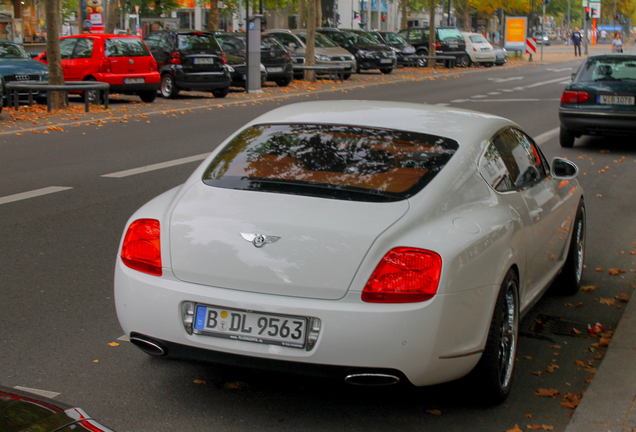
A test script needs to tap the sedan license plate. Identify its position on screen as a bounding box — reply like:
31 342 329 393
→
124 78 144 84
380 58 392 64
597 95 635 105
194 58 214 64
266 67 283 73
194 304 307 349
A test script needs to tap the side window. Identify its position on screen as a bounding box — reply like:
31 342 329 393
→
479 143 515 192
144 34 161 51
510 129 549 178
72 38 93 59
492 128 545 189
59 38 76 59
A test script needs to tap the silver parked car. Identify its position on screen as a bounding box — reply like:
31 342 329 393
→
264 29 357 79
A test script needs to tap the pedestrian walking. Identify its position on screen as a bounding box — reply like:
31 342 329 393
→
572 28 582 56
601 29 607 44
611 32 623 53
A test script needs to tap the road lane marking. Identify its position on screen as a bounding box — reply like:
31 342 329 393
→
488 77 524 83
0 186 73 205
102 153 210 178
534 127 560 145
525 76 572 88
14 386 60 398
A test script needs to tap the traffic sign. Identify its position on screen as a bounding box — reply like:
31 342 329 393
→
526 38 537 54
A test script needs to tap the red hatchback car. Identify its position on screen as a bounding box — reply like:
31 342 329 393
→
38 34 160 103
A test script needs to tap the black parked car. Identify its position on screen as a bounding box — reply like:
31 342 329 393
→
317 28 396 74
398 26 470 68
143 30 231 98
215 33 293 87
371 31 420 66
558 54 636 147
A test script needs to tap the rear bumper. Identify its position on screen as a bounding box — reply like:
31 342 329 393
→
559 107 636 136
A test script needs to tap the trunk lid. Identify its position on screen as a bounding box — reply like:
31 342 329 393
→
169 184 409 300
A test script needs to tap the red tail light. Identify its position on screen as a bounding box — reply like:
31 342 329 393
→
121 219 162 276
561 90 590 103
171 52 181 65
98 58 111 73
436 42 442 50
362 247 442 303
222 51 227 65
472 47 478 52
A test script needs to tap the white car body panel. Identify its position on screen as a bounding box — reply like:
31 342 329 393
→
461 32 497 64
114 100 583 388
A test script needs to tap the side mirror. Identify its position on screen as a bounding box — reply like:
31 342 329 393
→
551 157 578 179
288 42 297 50
30 52 39 59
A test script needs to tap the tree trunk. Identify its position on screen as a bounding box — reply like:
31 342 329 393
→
105 0 119 34
428 0 436 68
207 0 219 31
306 0 316 81
45 0 66 109
299 0 306 28
400 0 407 29
316 0 322 27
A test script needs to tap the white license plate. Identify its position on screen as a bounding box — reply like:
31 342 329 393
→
266 67 283 73
124 78 144 84
380 58 392 64
193 304 307 349
449 43 458 48
194 57 214 64
598 95 635 105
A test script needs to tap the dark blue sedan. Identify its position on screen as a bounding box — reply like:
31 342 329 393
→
0 41 49 107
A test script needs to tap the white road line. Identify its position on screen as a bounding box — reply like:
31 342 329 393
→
466 98 561 102
534 127 560 145
102 153 210 178
14 386 60 398
524 76 572 89
0 186 73 205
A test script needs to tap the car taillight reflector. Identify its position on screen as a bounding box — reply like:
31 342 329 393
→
436 42 442 50
222 52 227 64
98 58 111 73
121 219 162 276
362 247 442 303
171 52 181 65
561 90 590 104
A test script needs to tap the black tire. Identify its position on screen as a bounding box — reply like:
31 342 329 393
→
160 74 179 99
459 54 471 68
553 201 586 295
138 90 157 103
275 77 292 87
469 269 519 405
212 87 229 98
343 73 351 80
559 127 575 148
83 78 102 104
484 62 494 67
379 68 392 74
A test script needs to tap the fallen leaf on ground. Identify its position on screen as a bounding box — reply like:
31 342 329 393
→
581 285 597 292
535 388 559 397
507 425 523 432
426 410 442 415
193 379 206 384
599 298 616 306
616 293 630 302
107 342 119 347
609 269 626 275
527 425 554 430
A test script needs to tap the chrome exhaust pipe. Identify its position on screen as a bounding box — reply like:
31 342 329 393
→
130 335 167 356
344 373 400 386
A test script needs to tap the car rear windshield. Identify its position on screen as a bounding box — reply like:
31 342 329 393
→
202 124 458 202
104 38 151 57
438 28 463 41
576 56 636 82
178 33 221 52
296 32 338 48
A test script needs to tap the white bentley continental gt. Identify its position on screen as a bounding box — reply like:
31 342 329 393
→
115 100 585 404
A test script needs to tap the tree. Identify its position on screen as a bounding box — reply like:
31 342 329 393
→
207 0 220 31
44 0 66 109
427 0 435 67
105 0 120 33
306 0 316 80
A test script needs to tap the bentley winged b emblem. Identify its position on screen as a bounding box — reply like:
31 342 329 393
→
241 232 281 248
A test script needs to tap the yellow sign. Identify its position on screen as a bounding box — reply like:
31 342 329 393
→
505 17 527 49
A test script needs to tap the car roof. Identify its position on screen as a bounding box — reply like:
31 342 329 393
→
61 34 142 39
243 100 513 148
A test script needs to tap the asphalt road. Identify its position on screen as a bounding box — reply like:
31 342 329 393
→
1 59 635 432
